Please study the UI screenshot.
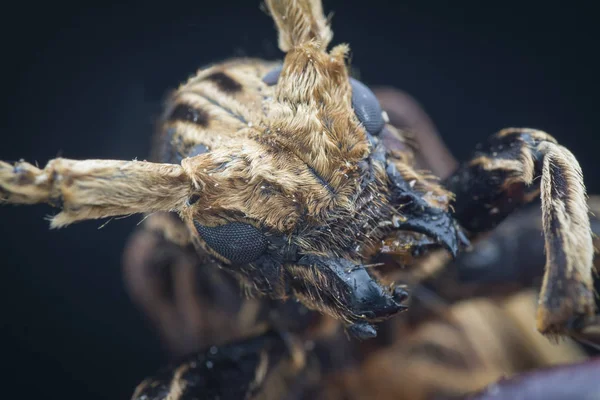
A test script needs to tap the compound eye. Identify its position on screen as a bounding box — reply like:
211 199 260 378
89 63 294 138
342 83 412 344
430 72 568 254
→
350 78 385 136
262 64 283 86
263 66 385 135
193 221 268 264
187 144 210 157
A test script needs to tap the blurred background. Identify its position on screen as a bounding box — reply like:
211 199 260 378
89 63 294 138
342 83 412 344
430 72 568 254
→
1 1 598 398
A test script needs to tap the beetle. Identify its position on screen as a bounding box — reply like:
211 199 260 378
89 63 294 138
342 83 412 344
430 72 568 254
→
124 87 600 400
1 0 598 398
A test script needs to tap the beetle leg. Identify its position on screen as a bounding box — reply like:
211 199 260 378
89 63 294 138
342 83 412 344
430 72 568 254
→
444 128 595 337
131 330 310 400
402 197 600 332
439 196 600 299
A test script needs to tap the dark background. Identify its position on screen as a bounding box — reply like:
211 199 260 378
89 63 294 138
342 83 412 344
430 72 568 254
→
1 1 598 398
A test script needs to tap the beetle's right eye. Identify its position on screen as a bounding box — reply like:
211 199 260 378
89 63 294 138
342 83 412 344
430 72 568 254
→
350 78 385 136
187 144 209 157
193 221 268 265
262 64 283 86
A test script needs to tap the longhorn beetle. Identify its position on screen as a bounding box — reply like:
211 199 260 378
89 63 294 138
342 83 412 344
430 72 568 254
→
1 1 597 398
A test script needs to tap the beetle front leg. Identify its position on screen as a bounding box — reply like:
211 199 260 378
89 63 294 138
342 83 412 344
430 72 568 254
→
444 196 600 296
131 330 309 400
444 128 595 337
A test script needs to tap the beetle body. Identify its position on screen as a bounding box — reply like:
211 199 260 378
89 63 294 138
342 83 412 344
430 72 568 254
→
1 0 598 398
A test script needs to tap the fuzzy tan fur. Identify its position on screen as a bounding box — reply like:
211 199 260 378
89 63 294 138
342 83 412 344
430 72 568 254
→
0 159 192 228
265 0 333 52
460 128 596 335
537 141 595 334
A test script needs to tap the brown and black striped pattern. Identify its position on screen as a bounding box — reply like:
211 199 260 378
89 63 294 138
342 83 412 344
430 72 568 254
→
0 1 598 399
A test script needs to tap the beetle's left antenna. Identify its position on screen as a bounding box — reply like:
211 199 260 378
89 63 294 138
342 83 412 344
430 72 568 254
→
0 158 194 228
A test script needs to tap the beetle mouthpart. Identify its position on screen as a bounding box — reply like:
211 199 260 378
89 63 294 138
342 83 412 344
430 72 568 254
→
392 286 410 304
395 208 469 259
346 321 377 340
387 162 470 258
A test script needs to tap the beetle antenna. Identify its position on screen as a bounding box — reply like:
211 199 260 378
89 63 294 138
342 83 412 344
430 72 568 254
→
0 158 194 228
264 0 332 52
